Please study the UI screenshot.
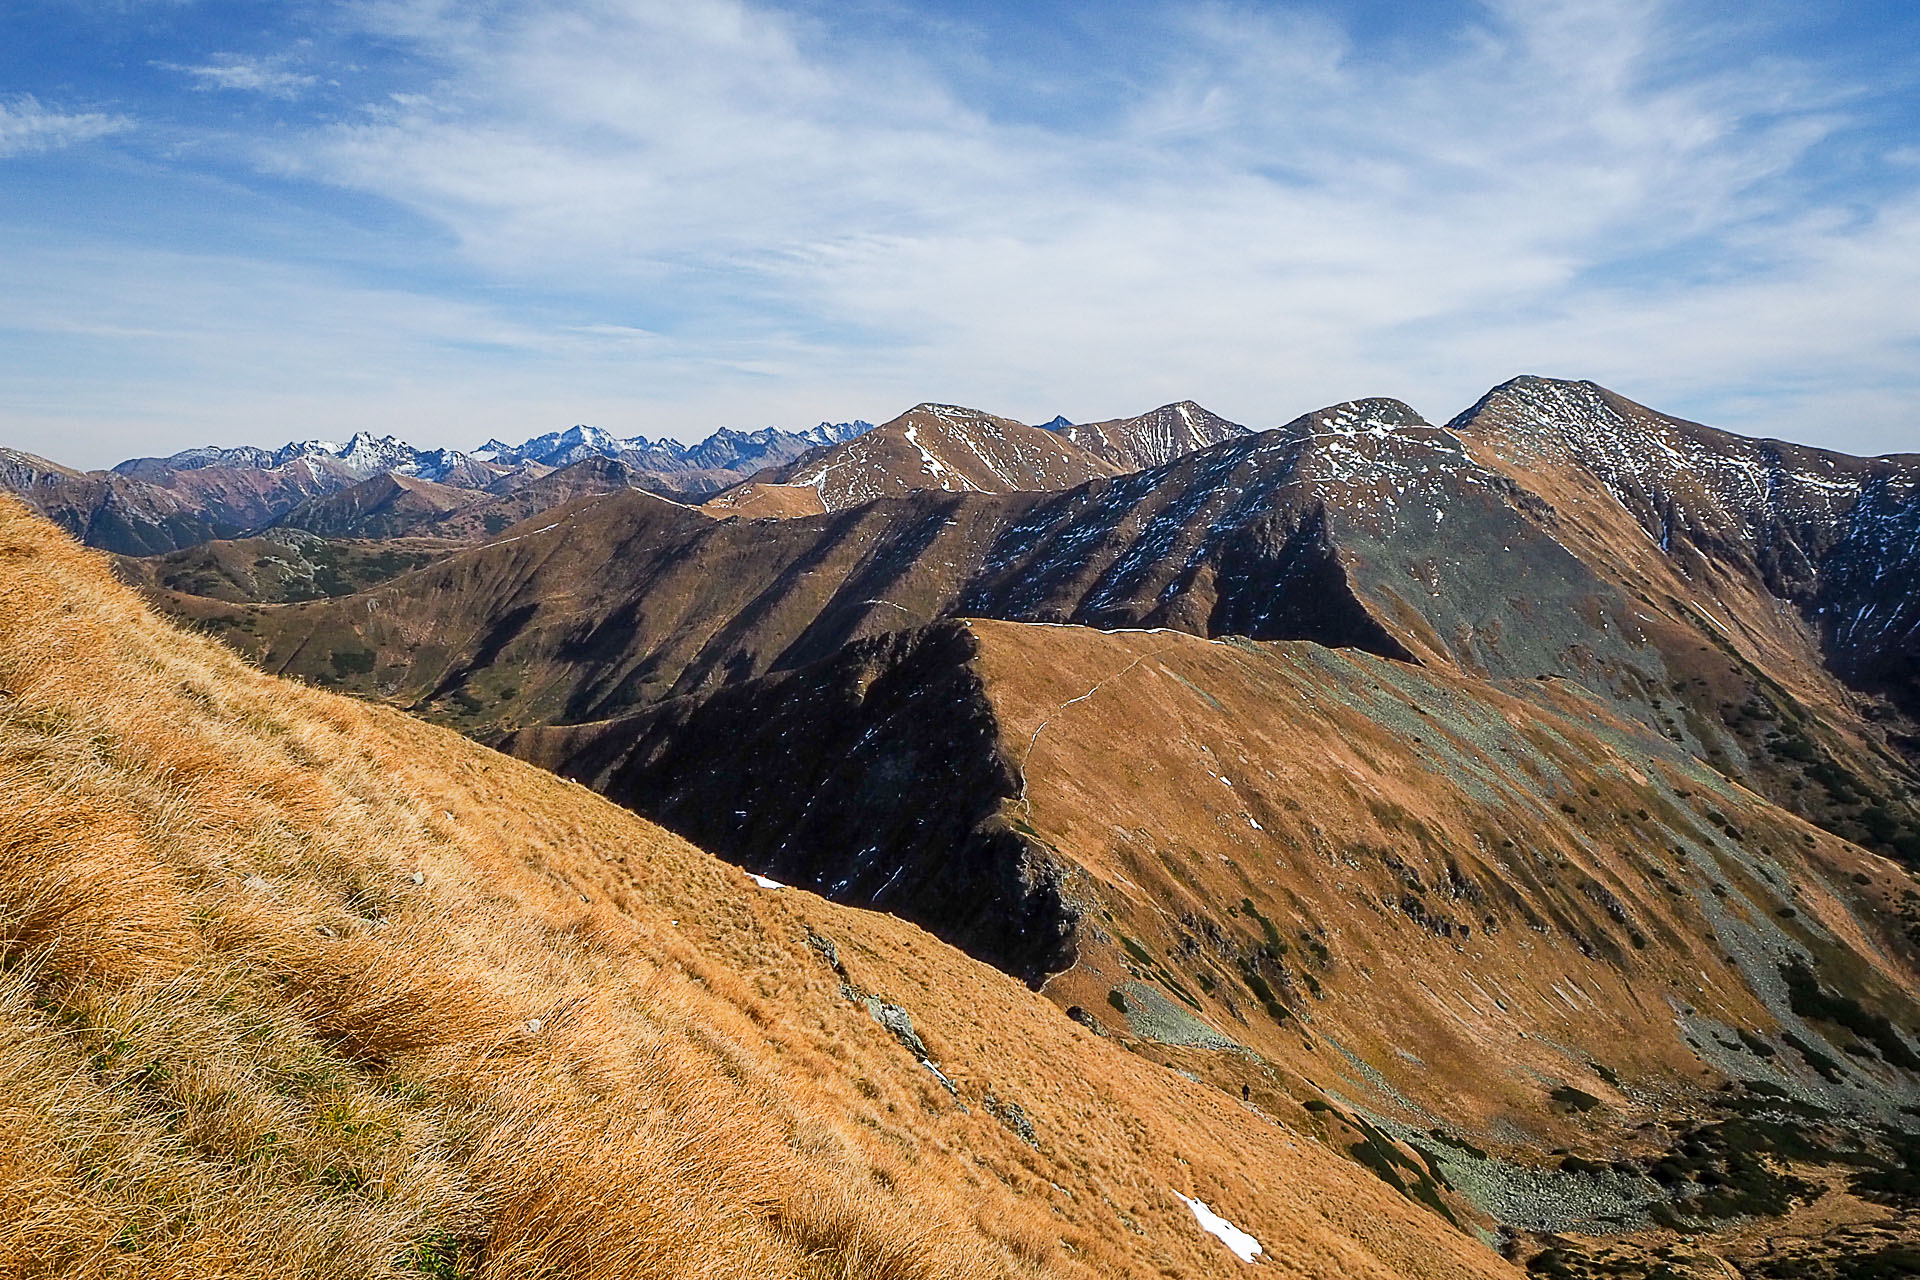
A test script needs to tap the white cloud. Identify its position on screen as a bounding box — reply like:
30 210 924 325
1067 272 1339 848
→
0 96 128 157
156 54 319 98
13 0 1920 460
240 0 1916 453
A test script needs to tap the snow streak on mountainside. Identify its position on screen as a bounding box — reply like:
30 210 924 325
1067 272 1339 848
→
704 403 1125 517
4 418 881 553
1452 376 1920 716
1050 400 1250 471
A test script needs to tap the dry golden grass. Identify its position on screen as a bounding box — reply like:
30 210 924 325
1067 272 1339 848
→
0 499 1512 1280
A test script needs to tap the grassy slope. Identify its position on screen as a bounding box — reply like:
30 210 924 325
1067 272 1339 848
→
0 498 1512 1279
973 620 1920 1077
967 620 1920 1255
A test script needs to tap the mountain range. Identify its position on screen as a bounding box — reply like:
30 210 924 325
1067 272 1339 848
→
6 374 1920 1278
0 417 877 554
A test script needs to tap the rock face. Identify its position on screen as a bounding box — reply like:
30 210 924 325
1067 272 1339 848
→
1050 400 1250 470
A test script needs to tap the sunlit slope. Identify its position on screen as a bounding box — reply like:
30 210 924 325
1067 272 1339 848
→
968 622 1920 1115
0 498 1511 1279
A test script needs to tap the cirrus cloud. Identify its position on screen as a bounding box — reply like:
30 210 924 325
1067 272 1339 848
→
0 95 128 158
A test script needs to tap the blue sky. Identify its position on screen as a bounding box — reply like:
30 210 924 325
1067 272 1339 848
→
4 0 1918 467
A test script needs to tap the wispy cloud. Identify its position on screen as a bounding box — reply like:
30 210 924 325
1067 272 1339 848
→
156 53 318 98
0 95 128 157
250 0 1915 449
5 0 1918 462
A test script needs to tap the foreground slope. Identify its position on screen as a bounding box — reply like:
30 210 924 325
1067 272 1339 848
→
0 498 1508 1280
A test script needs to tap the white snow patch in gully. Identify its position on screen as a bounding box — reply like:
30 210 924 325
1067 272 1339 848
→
748 873 785 889
1175 1193 1262 1263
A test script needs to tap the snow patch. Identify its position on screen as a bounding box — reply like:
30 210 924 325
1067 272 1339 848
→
1174 1193 1262 1263
748 873 785 889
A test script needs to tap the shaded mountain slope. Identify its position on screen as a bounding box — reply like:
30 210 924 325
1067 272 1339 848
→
1052 401 1250 470
507 622 1073 983
111 529 456 604
269 472 480 540
0 497 1516 1280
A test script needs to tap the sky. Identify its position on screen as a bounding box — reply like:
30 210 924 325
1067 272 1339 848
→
3 0 1918 468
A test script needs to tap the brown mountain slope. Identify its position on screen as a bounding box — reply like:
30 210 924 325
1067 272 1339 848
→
704 403 1124 517
274 456 663 542
1054 401 1250 470
509 616 1920 1269
0 497 1511 1279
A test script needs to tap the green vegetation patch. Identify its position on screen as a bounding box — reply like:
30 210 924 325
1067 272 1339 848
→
1780 960 1920 1071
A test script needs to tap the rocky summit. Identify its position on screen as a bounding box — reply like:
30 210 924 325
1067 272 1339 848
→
6 377 1920 1280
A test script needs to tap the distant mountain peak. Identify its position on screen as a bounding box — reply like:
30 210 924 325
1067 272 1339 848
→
1055 399 1250 471
1298 397 1429 436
